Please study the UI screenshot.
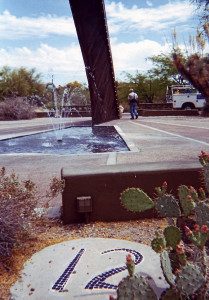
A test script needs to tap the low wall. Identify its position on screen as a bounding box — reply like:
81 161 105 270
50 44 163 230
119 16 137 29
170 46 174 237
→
61 162 202 224
139 109 199 116
35 111 48 118
35 106 91 118
139 103 172 110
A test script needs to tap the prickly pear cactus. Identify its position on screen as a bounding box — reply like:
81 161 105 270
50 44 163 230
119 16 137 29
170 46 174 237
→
155 194 181 218
178 185 190 200
203 166 209 194
176 263 205 297
151 235 166 253
160 250 175 286
160 288 181 300
178 185 196 216
120 188 155 213
117 275 157 300
195 202 209 227
164 226 181 249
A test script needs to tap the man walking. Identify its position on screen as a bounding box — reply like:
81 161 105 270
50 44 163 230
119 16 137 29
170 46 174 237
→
128 89 139 119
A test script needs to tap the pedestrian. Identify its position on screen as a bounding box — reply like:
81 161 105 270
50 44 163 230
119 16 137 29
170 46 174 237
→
128 89 138 119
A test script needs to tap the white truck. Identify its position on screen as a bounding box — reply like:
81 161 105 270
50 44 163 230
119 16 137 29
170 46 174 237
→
166 85 206 110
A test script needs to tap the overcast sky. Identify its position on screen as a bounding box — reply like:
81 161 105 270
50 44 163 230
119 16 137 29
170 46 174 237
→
0 0 202 85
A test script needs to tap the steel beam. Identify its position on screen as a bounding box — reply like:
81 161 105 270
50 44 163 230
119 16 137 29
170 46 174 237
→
69 0 119 125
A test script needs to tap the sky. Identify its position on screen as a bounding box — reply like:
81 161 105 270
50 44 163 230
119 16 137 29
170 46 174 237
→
0 0 204 86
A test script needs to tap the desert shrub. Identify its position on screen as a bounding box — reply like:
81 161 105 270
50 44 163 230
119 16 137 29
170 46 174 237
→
0 167 37 268
0 97 35 120
0 167 64 270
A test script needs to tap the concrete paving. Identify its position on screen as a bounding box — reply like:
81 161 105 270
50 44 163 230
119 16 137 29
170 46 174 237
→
10 238 168 300
0 114 208 216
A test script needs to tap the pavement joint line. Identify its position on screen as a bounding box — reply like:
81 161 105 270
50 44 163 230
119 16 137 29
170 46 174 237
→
106 152 117 165
114 125 139 152
141 120 209 130
130 121 209 146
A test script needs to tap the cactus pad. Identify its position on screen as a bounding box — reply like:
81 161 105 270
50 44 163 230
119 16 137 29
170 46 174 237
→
176 263 205 296
160 250 175 286
160 288 181 300
164 226 181 249
178 185 196 216
117 275 157 300
178 185 190 199
195 202 209 227
203 166 209 194
120 188 154 213
151 236 166 253
155 194 181 218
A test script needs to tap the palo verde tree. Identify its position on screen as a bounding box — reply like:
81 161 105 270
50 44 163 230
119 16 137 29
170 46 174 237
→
147 54 187 85
117 67 174 106
65 81 90 105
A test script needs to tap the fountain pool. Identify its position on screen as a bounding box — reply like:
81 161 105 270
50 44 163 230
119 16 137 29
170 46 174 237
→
0 126 129 155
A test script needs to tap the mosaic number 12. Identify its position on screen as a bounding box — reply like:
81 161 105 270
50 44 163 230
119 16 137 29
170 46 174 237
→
52 248 143 292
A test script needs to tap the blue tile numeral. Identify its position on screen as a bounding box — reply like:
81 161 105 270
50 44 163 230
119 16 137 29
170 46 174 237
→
52 248 85 292
51 248 143 292
85 248 143 290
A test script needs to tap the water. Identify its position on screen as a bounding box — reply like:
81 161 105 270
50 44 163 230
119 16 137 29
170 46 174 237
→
0 126 129 155
45 84 85 141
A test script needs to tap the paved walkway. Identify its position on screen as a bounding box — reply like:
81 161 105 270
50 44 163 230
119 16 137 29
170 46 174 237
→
0 114 208 216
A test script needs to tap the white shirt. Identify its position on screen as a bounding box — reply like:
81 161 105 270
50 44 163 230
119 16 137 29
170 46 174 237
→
128 92 138 100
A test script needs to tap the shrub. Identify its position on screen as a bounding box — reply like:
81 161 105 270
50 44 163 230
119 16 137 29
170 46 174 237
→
0 167 64 270
0 167 37 267
0 97 35 120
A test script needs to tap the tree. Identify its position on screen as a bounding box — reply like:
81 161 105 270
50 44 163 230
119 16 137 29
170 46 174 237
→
116 71 169 107
172 1 209 110
0 66 45 100
147 54 187 85
65 81 90 105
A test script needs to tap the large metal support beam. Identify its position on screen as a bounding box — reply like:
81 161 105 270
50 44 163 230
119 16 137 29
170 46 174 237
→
69 0 119 125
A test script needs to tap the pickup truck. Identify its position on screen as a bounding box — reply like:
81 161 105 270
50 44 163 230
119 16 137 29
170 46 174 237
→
166 85 206 110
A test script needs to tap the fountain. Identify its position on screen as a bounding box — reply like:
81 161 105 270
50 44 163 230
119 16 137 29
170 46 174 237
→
44 79 85 142
0 78 129 155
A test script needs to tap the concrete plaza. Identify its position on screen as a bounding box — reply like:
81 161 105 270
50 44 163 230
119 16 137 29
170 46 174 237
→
0 114 208 215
